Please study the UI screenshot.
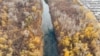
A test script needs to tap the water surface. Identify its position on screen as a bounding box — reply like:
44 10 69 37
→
42 0 58 56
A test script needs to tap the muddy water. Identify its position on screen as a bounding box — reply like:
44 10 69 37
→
42 0 58 56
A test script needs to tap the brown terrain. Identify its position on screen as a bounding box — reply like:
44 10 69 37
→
46 0 100 56
0 0 43 56
0 0 100 56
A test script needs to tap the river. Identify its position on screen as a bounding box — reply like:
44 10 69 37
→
42 0 58 56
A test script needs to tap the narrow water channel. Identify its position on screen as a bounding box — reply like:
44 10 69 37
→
42 0 58 56
42 0 53 33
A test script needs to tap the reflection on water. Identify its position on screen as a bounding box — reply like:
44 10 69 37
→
42 0 58 56
42 0 53 33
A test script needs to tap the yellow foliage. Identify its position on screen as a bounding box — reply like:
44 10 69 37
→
28 36 41 45
73 37 79 43
87 23 93 27
54 21 58 27
3 34 8 39
32 6 37 12
85 24 93 31
0 44 8 49
84 26 94 38
73 32 80 42
8 40 13 45
79 6 84 11
63 48 70 56
60 32 64 36
75 32 80 36
3 45 8 49
91 40 96 48
1 20 6 26
84 31 91 38
73 33 79 43
69 51 74 56
64 36 71 40
86 52 93 56
0 44 3 48
1 12 8 20
82 43 88 51
80 34 84 39
36 10 42 14
97 23 100 28
69 44 73 50
56 26 60 30
60 37 70 46
33 49 41 56
91 31 99 38
20 50 29 56
85 11 96 19
0 37 6 44
9 47 13 52
34 36 41 44
20 49 41 56
0 50 3 56
58 22 99 56
6 53 12 56
73 0 78 4
29 32 34 39
73 46 80 53
28 43 35 49
27 15 33 20
3 5 8 10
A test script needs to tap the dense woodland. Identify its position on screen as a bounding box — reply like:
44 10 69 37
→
0 0 100 56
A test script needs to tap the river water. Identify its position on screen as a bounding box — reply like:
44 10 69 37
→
41 0 58 56
42 0 53 33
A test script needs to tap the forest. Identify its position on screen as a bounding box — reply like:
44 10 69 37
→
0 0 100 56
